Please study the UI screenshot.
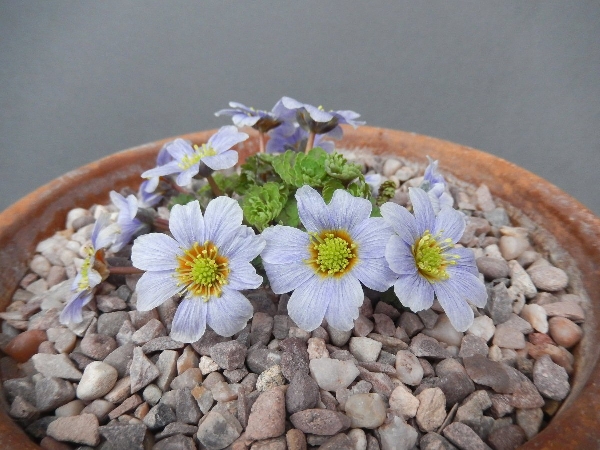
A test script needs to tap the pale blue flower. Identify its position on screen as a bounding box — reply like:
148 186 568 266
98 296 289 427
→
364 173 383 196
380 188 487 332
266 125 335 154
261 185 396 332
131 198 265 342
60 214 111 324
142 144 174 196
141 126 249 187
138 180 163 208
109 191 144 252
280 96 365 137
420 156 454 213
215 99 295 134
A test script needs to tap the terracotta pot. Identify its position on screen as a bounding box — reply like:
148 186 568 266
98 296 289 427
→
0 126 598 449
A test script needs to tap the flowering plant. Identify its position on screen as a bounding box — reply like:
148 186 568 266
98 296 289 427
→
59 97 487 342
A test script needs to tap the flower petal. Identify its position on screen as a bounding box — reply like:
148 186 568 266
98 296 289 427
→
207 125 249 152
166 138 194 160
203 196 244 247
169 200 205 248
60 291 93 325
432 280 476 332
380 202 419 245
135 270 180 311
202 150 238 171
175 166 198 186
206 288 253 337
433 206 465 243
393 272 435 312
263 260 314 294
352 257 397 292
170 298 207 343
445 267 488 308
409 187 436 235
295 185 330 232
324 275 364 331
261 225 310 264
131 233 181 271
385 235 418 276
227 260 263 291
141 161 181 179
287 276 331 332
450 247 479 277
327 189 371 232
352 217 393 259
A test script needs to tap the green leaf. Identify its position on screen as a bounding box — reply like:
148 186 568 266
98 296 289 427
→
168 193 197 210
325 152 363 182
276 196 301 228
376 180 397 207
212 172 240 195
322 178 345 203
241 182 288 232
272 148 328 189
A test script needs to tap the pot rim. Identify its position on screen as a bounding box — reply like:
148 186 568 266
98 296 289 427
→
0 125 598 449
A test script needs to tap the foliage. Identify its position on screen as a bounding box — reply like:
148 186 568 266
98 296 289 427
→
241 182 288 232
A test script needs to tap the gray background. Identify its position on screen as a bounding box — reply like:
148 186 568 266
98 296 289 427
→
1 1 599 215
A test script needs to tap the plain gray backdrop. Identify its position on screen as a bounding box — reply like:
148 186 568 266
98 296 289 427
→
1 1 599 215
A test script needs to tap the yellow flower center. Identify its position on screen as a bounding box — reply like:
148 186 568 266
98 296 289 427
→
175 241 229 300
77 246 96 291
307 230 358 277
178 144 217 170
412 230 457 282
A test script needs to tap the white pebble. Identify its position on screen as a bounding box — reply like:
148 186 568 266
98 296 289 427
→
77 361 118 401
395 350 423 386
520 304 548 333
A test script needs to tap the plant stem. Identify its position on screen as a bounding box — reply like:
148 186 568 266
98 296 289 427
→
164 177 189 194
259 131 265 154
206 173 223 197
154 217 170 232
109 266 144 275
305 131 316 154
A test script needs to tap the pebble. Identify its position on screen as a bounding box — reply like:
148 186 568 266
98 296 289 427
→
289 409 351 435
77 361 118 401
103 342 135 378
32 353 82 380
319 433 353 449
155 350 179 391
376 415 419 450
508 260 537 299
395 350 424 386
143 402 176 430
548 316 582 348
443 421 491 450
327 325 352 347
96 294 127 313
515 408 543 440
46 413 100 446
372 313 396 336
35 377 75 412
99 423 149 449
345 393 387 428
55 399 85 417
467 315 496 342
170 367 203 390
286 371 320 414
197 410 242 450
309 358 359 391
176 388 202 424
382 158 402 177
543 301 585 322
251 312 275 346
4 329 48 362
129 346 160 392
492 324 526 350
459 334 490 358
421 314 464 347
389 384 420 419
30 255 52 278
409 333 450 359
527 265 569 292
286 428 307 450
367 333 408 353
533 355 570 401
399 312 424 337
104 376 132 403
80 333 117 360
46 327 77 354
487 424 526 450
477 257 510 281
475 184 495 211
464 355 512 394
256 364 286 391
210 340 248 370
349 337 382 362
108 394 143 420
199 355 220 375
307 337 329 359
416 387 447 432
519 304 548 333
245 385 287 440
348 428 367 450
499 235 529 261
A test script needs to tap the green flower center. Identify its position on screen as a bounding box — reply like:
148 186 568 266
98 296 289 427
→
308 230 358 277
412 230 457 282
176 241 229 300
178 143 217 170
